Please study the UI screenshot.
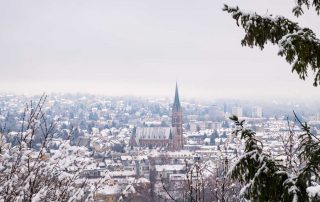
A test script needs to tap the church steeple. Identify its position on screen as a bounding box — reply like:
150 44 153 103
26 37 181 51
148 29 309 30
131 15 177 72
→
173 82 181 111
170 82 183 151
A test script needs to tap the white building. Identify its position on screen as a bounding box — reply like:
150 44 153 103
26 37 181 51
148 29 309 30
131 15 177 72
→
232 107 243 117
252 106 263 118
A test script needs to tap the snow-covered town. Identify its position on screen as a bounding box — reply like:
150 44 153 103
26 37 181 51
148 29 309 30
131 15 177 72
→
1 84 320 201
1 1 320 201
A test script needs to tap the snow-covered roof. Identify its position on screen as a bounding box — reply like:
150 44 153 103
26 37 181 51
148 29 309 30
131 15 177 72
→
135 127 171 145
166 150 193 157
121 156 133 161
169 174 186 181
155 164 185 172
109 170 136 177
96 185 121 195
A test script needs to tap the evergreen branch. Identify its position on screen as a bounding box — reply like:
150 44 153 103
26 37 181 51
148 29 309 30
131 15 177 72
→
293 0 320 17
223 4 320 86
228 116 290 201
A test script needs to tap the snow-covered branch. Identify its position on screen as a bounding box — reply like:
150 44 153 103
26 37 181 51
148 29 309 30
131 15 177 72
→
0 95 104 202
223 4 320 86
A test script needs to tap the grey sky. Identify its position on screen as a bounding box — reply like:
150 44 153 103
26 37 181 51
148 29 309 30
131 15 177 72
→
0 0 319 100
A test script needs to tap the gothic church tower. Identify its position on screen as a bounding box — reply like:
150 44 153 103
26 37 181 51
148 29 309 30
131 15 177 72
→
170 83 184 151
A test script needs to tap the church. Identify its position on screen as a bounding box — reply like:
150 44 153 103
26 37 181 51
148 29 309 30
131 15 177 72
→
129 83 184 151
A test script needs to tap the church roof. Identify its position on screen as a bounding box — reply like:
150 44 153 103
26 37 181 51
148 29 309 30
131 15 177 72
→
135 127 171 143
173 83 181 111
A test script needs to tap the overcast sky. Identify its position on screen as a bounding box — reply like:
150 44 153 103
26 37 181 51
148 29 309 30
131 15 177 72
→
0 0 319 100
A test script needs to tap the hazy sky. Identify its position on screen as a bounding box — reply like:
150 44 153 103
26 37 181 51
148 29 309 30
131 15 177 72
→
0 0 319 100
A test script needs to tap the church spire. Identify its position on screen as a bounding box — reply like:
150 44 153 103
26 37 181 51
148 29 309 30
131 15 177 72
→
171 82 183 151
173 82 181 111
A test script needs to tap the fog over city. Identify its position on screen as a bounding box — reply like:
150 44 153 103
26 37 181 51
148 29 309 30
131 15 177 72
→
2 1 320 201
1 0 319 100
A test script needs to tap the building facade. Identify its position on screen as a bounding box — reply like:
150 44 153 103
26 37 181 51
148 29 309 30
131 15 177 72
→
252 106 263 118
232 106 243 117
